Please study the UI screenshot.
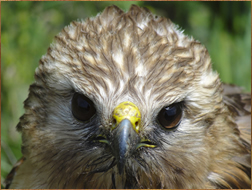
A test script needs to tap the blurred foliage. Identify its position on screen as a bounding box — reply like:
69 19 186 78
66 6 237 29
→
1 1 251 186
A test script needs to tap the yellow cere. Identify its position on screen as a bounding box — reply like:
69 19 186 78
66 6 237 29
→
113 101 141 133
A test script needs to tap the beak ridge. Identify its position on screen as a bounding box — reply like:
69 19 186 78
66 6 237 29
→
111 119 140 174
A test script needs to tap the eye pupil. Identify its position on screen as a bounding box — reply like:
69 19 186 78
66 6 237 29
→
77 98 90 111
164 106 176 116
72 93 96 121
157 103 182 129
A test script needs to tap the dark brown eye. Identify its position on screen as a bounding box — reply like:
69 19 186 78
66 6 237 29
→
157 103 182 129
72 93 96 121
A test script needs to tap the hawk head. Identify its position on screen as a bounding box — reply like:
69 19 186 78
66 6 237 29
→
9 5 250 189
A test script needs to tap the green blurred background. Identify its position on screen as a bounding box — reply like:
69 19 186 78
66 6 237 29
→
1 1 251 187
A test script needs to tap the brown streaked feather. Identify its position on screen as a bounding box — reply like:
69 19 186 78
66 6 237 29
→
6 5 251 189
206 83 251 189
223 83 251 145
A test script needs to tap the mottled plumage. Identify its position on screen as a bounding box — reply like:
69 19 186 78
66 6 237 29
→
6 5 250 189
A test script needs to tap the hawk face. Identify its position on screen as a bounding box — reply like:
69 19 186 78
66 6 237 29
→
10 5 250 189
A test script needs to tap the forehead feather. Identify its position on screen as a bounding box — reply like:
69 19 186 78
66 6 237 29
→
38 5 218 107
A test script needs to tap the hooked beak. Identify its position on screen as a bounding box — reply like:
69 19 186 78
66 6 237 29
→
92 101 156 174
111 118 140 174
111 101 141 174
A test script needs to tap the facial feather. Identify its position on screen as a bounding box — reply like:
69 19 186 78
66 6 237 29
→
9 5 250 189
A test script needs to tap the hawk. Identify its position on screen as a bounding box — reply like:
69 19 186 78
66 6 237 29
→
6 5 251 189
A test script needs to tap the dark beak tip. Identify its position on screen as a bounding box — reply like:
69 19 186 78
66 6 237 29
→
118 160 124 175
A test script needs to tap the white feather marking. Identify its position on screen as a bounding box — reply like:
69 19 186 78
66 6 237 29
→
200 71 218 87
135 64 145 77
84 53 96 65
113 51 124 69
68 25 77 39
124 34 131 48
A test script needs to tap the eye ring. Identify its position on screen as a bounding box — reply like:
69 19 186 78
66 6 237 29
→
157 102 183 129
71 92 96 122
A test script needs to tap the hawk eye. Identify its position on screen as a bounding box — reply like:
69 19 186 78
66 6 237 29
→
71 93 96 121
157 103 182 129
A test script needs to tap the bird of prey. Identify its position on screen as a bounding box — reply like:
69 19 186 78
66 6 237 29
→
5 5 251 189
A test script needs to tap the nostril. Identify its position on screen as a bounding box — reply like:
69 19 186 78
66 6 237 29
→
135 121 140 131
111 118 117 130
